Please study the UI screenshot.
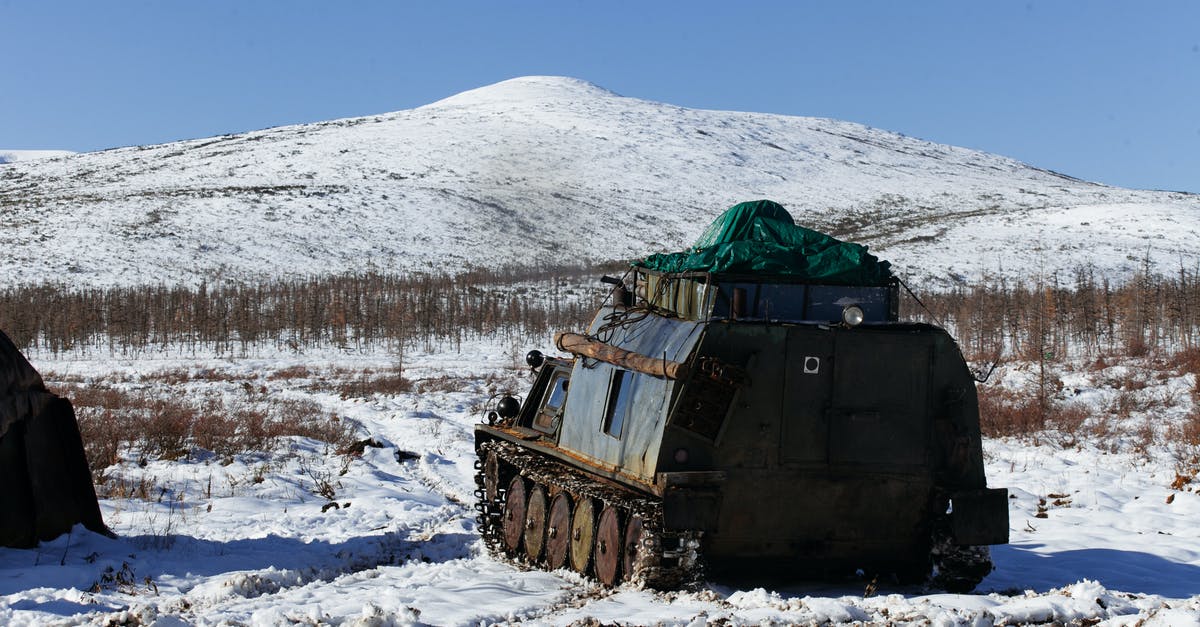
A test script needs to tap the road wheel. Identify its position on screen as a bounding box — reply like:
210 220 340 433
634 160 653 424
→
569 496 596 575
595 504 624 586
502 475 526 553
622 514 644 581
524 484 548 562
545 492 572 570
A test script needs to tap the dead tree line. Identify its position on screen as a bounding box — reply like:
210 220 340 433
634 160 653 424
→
4 261 1199 362
0 263 613 356
902 264 1200 362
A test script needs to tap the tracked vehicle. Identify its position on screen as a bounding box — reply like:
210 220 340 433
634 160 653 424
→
474 201 1008 591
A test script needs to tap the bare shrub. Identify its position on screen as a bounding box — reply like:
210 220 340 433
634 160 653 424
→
74 404 132 470
329 367 412 399
977 383 1104 445
139 368 194 385
1132 419 1158 458
1120 369 1150 391
231 405 272 452
268 365 312 381
63 380 359 479
268 398 356 450
191 403 241 457
976 385 1046 437
1047 403 1091 447
1178 407 1200 448
414 375 462 394
1169 347 1200 378
142 397 198 460
1107 388 1141 420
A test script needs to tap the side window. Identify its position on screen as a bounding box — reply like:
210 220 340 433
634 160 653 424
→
602 369 631 438
533 372 569 433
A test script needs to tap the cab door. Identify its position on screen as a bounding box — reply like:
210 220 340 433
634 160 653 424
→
828 332 931 469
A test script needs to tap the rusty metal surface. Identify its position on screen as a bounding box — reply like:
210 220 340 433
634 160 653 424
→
502 476 526 553
524 485 548 561
622 514 644 581
545 492 571 569
554 332 689 380
595 505 623 585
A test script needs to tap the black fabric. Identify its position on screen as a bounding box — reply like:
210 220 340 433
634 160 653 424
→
0 329 109 548
0 421 36 547
25 398 108 542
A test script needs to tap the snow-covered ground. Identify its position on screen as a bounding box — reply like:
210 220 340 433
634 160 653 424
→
2 76 1197 288
3 338 1199 626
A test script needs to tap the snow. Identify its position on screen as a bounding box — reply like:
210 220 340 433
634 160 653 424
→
2 339 1199 625
1 76 1197 288
0 149 74 164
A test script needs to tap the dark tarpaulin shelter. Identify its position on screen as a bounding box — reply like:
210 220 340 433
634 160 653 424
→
634 200 893 286
0 329 108 548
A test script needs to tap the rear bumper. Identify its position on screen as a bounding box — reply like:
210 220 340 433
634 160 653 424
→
950 487 1010 545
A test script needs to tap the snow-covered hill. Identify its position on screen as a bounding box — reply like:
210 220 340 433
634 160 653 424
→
0 149 74 163
2 76 1197 287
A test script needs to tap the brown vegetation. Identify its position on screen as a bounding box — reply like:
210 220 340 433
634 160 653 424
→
57 378 357 481
902 265 1200 362
0 262 613 356
10 261 1200 473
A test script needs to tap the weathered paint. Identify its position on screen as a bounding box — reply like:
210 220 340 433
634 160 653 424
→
555 306 704 478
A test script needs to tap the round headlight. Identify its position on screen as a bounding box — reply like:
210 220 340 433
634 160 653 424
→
842 305 865 327
674 448 689 464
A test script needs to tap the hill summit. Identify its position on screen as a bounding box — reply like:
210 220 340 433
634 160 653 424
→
1 76 1196 287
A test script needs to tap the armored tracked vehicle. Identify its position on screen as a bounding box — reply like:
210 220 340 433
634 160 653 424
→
474 201 1008 591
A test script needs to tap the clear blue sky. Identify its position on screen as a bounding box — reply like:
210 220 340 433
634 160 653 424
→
3 1 1197 192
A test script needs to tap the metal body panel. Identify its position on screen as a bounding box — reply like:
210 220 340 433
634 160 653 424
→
555 306 704 480
654 321 985 564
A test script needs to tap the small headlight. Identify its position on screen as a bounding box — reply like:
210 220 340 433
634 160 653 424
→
674 448 689 464
842 305 865 327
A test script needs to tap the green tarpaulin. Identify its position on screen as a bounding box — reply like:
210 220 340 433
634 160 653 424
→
634 200 892 286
